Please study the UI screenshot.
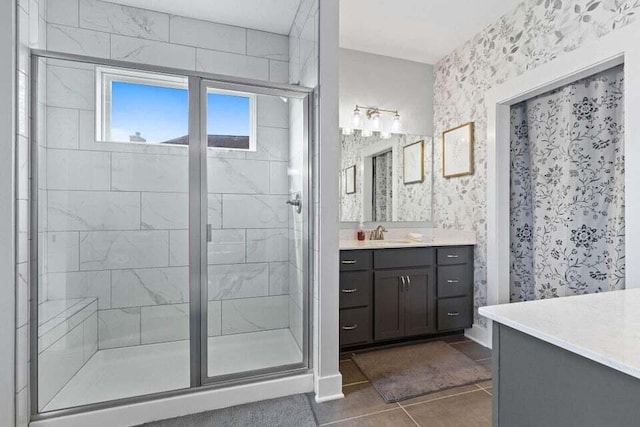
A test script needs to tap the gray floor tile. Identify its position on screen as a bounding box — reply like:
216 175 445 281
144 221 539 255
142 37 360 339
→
340 359 368 385
451 341 492 361
404 389 491 427
478 358 492 373
309 383 397 425
398 384 480 407
477 380 492 389
440 334 470 344
330 408 416 426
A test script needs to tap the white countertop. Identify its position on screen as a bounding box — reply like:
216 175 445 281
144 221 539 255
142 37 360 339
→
480 289 640 380
339 237 476 250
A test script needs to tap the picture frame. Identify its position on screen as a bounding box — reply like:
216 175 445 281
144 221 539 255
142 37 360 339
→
442 122 474 178
345 165 356 194
403 140 424 184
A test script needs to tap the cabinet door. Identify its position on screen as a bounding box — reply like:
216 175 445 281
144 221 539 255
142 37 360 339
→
373 270 405 341
404 267 436 337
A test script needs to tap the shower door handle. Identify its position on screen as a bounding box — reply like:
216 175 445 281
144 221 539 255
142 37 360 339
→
206 224 212 243
286 193 302 214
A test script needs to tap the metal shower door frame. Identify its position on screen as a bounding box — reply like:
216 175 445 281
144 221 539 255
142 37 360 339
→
29 49 314 421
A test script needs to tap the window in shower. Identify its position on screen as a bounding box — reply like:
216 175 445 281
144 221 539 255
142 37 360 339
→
206 89 256 151
96 67 189 144
96 68 257 151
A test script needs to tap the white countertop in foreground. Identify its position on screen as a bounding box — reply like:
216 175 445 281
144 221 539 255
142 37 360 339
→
480 289 640 380
339 237 476 250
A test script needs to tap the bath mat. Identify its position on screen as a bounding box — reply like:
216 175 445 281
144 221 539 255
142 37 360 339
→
351 341 491 403
138 394 317 427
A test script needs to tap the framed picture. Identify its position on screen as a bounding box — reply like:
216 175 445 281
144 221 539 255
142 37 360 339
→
403 140 424 184
442 122 474 178
345 165 356 194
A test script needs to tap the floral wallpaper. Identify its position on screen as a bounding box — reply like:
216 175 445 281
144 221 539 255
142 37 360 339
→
340 132 433 222
510 66 625 302
432 0 639 325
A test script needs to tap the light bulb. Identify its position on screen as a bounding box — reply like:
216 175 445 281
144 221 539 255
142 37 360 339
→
352 107 362 128
392 112 401 132
342 127 353 136
371 110 381 130
361 129 372 137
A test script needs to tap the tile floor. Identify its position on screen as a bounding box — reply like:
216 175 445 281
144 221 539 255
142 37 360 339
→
309 335 493 426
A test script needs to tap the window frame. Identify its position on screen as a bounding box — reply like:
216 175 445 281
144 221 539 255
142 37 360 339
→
96 66 257 152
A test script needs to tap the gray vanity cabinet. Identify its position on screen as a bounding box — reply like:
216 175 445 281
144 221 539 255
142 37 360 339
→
340 245 474 349
372 270 405 340
404 268 436 337
373 268 436 341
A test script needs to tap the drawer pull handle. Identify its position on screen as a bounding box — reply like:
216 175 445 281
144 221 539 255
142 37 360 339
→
341 260 357 265
447 312 460 316
341 288 358 293
406 275 411 288
447 279 460 284
342 324 358 330
447 254 460 258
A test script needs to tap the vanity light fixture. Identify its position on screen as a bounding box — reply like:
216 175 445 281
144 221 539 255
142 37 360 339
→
361 129 373 137
352 105 401 133
342 127 354 136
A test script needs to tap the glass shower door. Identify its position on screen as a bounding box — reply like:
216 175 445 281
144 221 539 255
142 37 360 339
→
201 81 310 381
34 57 192 412
32 52 312 414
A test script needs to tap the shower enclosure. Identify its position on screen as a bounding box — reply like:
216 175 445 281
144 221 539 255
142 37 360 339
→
30 51 312 414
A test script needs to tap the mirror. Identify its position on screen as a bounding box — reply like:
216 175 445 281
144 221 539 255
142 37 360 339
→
340 132 433 223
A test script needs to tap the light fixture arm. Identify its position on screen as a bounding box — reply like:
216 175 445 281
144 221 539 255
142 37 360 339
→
355 105 399 119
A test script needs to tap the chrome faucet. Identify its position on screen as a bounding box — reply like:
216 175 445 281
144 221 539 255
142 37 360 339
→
369 225 387 240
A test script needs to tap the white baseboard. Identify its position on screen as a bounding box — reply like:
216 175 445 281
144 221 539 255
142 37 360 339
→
465 323 491 349
314 373 344 403
31 374 314 427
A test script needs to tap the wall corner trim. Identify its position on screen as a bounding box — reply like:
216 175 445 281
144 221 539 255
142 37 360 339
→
314 374 344 403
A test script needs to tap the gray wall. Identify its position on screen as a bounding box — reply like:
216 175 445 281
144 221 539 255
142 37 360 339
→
339 48 434 136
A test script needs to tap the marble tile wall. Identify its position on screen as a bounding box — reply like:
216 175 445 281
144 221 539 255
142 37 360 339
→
15 0 316 415
37 0 298 354
44 0 290 84
287 0 319 351
41 60 294 350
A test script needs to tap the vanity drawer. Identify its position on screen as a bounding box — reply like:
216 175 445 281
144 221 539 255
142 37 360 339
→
340 307 370 346
437 297 472 331
437 246 472 265
437 265 471 298
340 271 371 309
374 248 435 269
340 250 372 271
